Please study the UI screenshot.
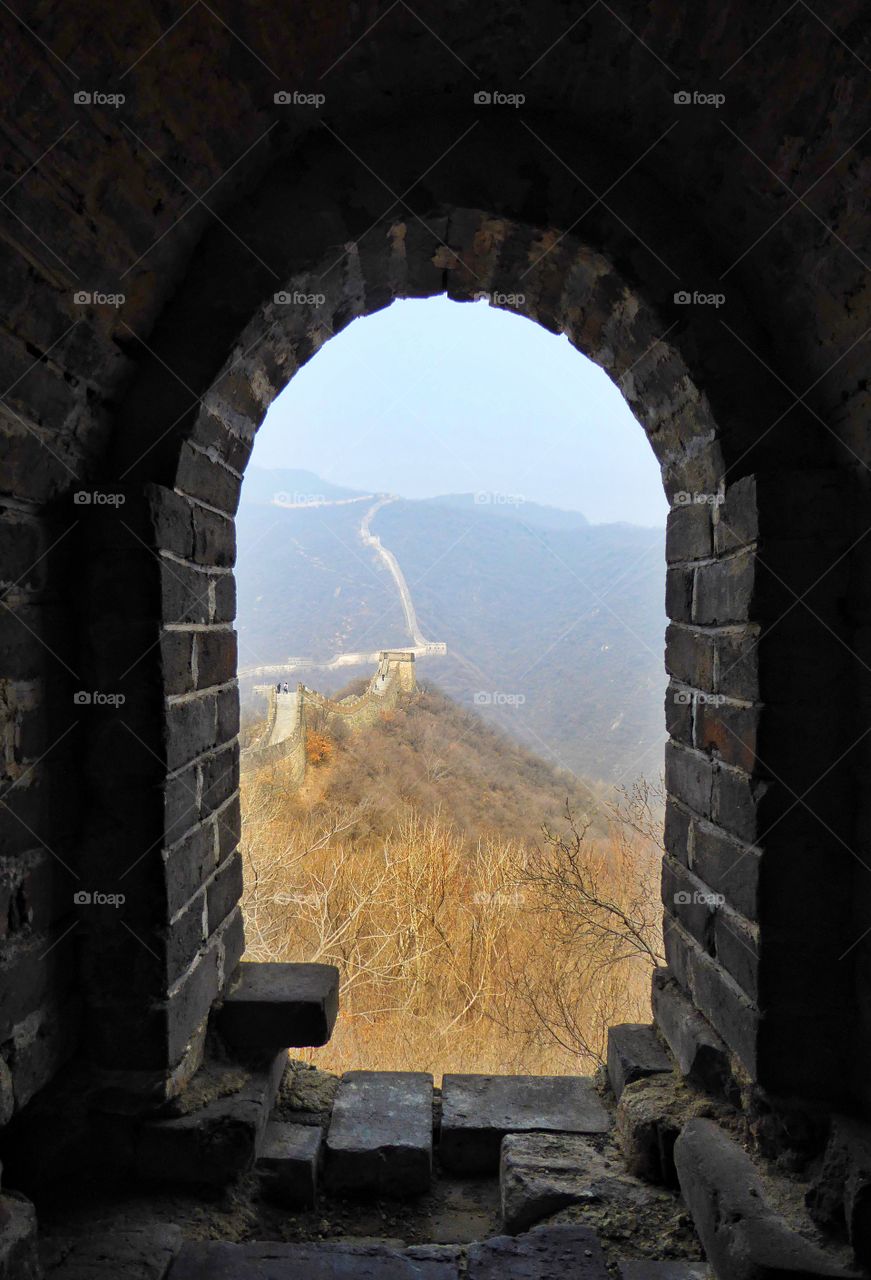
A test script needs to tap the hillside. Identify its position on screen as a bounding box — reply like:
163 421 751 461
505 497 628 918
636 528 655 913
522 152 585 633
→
298 680 613 844
236 468 666 782
240 679 662 1077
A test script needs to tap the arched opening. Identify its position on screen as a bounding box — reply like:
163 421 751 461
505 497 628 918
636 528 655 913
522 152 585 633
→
233 293 670 1076
75 201 854 1115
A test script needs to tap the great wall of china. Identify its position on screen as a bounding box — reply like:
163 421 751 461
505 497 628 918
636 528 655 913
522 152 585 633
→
240 650 417 781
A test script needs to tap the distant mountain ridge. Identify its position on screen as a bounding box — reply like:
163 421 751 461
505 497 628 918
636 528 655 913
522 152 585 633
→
235 468 667 783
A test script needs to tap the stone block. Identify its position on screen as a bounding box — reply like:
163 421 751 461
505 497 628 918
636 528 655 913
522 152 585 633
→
325 1071 433 1196
440 1074 609 1174
168 1239 461 1279
651 969 732 1098
467 1225 609 1279
0 1194 40 1279
808 1115 871 1267
217 961 339 1051
617 1263 709 1278
137 1050 285 1185
40 1225 183 1279
500 1131 652 1234
257 1120 321 1206
607 1025 672 1100
675 1118 860 1280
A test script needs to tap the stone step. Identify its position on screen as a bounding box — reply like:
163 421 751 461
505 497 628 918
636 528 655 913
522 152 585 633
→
0 1193 40 1280
674 1117 862 1279
137 1051 286 1185
168 1240 461 1279
325 1071 434 1196
617 1264 711 1278
257 1120 322 1206
217 961 339 1052
40 1227 183 1280
607 1024 672 1100
467 1225 609 1278
440 1074 610 1174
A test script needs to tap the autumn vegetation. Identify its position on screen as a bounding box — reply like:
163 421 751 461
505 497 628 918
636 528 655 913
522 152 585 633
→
239 684 663 1078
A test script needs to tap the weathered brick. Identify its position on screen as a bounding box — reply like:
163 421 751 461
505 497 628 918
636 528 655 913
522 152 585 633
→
192 505 235 567
665 742 714 818
195 628 237 690
693 552 754 625
694 699 759 772
665 565 693 622
207 850 243 932
690 822 760 920
164 821 218 917
165 693 218 771
665 624 714 689
175 442 242 515
665 682 692 743
666 501 712 563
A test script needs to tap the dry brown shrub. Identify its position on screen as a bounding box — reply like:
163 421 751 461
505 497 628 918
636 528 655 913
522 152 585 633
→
240 754 663 1079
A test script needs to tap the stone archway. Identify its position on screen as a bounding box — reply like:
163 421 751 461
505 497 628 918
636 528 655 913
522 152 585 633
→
72 197 857 1118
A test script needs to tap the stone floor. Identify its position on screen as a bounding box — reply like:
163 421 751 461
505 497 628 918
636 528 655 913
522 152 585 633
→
34 1061 708 1279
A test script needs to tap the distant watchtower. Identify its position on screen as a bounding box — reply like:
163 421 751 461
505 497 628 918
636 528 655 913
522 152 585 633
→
378 650 416 693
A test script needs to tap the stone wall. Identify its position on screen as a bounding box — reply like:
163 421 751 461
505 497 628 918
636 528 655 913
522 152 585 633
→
0 0 866 1129
240 652 415 779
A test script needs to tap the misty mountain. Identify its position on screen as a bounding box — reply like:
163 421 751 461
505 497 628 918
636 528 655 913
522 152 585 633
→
235 469 667 783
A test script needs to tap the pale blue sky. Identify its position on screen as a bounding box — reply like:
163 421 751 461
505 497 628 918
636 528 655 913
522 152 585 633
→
252 296 669 527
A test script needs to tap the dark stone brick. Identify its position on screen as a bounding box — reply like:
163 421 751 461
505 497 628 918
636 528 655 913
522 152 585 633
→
160 630 195 698
176 442 243 514
192 505 236 567
714 910 759 1002
164 822 218 917
663 800 692 866
218 962 340 1051
664 742 713 818
207 851 243 932
693 552 754 625
666 503 712 564
665 565 693 622
216 794 241 860
166 892 207 986
160 560 213 626
664 624 714 689
651 969 733 1098
195 628 237 689
690 822 760 920
201 743 239 814
165 693 218 771
694 698 759 772
664 683 692 743
606 1024 671 1100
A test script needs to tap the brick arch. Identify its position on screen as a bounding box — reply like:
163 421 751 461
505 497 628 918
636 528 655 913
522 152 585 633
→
75 202 857 1117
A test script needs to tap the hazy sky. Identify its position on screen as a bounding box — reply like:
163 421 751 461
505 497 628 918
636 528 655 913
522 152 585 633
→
252 296 669 527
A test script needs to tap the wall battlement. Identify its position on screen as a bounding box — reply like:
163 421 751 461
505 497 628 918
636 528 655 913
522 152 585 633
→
241 651 416 781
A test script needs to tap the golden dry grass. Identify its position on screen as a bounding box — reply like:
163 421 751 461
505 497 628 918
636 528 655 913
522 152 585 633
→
240 744 663 1080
